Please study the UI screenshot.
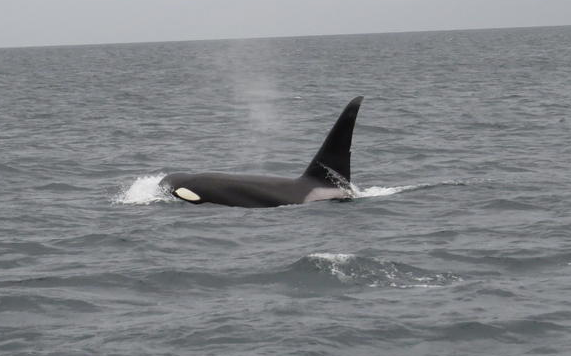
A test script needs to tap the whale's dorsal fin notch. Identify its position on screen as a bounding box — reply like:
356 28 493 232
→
302 96 364 185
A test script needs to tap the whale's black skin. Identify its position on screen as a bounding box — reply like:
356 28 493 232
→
160 96 364 208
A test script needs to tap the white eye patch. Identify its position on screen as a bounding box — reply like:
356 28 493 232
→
174 188 201 202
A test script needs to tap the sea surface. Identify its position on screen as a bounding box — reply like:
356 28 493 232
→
1 26 571 355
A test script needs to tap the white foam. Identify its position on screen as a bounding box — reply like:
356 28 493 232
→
351 183 429 198
350 179 472 198
113 174 174 205
308 253 355 263
307 253 356 282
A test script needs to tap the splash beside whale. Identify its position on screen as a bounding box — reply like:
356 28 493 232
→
160 96 364 208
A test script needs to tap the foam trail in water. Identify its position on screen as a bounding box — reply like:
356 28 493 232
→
351 184 426 197
351 180 468 198
114 174 174 205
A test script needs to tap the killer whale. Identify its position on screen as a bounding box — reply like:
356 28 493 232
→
160 96 364 208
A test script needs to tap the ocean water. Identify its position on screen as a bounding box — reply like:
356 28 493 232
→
1 26 571 355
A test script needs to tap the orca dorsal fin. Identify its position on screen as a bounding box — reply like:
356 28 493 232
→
302 96 364 185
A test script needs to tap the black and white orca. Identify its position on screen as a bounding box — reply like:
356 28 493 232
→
160 96 364 208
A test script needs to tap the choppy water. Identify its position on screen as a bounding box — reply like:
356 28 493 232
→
1 26 571 355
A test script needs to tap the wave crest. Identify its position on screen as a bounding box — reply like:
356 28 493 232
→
291 253 462 288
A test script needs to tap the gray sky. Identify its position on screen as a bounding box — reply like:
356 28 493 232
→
1 0 569 48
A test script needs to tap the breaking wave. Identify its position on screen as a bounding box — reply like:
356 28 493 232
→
287 253 462 288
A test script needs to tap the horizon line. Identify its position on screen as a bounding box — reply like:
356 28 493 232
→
1 24 569 50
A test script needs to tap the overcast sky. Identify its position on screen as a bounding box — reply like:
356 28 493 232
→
1 0 569 48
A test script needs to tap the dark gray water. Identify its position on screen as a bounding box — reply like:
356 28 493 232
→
1 26 571 355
